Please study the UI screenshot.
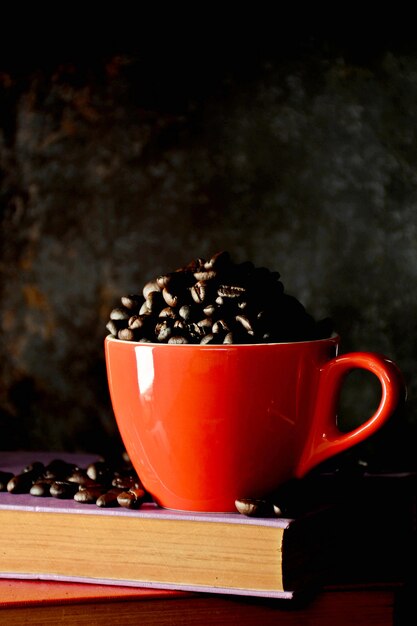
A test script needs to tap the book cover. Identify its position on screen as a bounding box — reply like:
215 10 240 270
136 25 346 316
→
0 578 404 626
0 451 336 599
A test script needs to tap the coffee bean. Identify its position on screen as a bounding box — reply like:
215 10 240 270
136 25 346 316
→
30 479 54 497
217 285 246 299
44 459 76 480
23 461 45 474
143 280 161 299
145 290 164 313
158 306 177 319
235 315 255 335
7 465 45 493
206 250 231 270
235 498 277 517
106 320 124 336
74 486 105 504
203 303 217 317
212 319 229 334
117 487 146 509
86 461 113 483
118 327 136 341
200 333 219 345
156 319 173 342
67 468 90 485
197 318 213 333
178 304 194 321
96 488 124 507
50 481 79 499
162 287 179 308
190 281 208 304
121 295 144 310
194 270 217 281
111 475 139 490
110 307 130 321
128 315 147 330
168 335 189 344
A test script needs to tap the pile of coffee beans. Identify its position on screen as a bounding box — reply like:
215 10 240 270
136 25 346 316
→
1 455 349 517
106 251 333 344
0 457 150 510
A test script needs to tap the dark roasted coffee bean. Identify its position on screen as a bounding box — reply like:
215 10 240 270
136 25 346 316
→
235 498 277 517
156 319 173 342
118 327 136 341
200 333 220 345
106 320 124 336
203 303 217 317
212 319 229 334
235 315 255 335
217 285 246 298
110 307 130 321
186 322 204 340
78 479 104 490
86 461 113 483
139 300 152 315
197 318 213 333
23 461 45 474
178 304 194 321
67 468 90 485
44 459 75 480
156 274 171 289
194 269 217 281
121 294 144 310
168 335 189 344
112 475 138 490
162 287 178 308
74 486 106 503
158 306 177 319
190 280 209 304
128 315 147 330
30 479 54 497
117 487 146 509
223 332 235 344
145 290 163 313
0 471 14 491
206 250 231 270
50 480 79 499
142 280 161 299
96 487 124 507
7 465 45 493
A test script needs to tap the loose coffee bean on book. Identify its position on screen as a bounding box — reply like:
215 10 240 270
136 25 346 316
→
105 251 333 344
1 455 299 518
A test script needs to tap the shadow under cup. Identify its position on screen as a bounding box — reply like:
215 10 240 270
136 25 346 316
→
104 335 404 512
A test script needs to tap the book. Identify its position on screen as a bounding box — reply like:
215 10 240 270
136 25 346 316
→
0 451 337 600
0 578 408 626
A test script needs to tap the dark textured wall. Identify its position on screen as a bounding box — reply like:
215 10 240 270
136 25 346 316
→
1 38 416 468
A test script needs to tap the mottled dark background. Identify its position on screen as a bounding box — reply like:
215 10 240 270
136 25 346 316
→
1 33 416 469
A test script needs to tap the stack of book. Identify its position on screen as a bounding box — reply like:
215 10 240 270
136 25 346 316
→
0 451 415 623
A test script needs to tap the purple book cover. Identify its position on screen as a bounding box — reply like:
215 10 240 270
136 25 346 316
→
0 451 295 599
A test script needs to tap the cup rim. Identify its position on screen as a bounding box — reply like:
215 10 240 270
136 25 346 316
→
105 333 339 347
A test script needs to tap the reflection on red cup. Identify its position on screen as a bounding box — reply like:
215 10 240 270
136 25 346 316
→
105 335 405 512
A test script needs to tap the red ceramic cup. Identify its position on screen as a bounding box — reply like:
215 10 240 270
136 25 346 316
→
105 335 405 512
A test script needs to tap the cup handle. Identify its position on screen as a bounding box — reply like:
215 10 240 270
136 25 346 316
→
295 352 406 477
